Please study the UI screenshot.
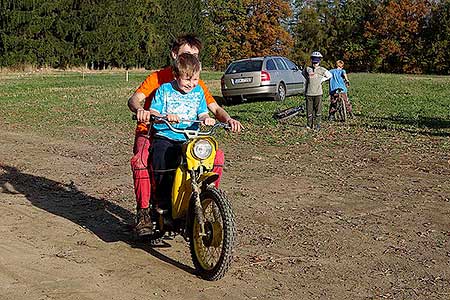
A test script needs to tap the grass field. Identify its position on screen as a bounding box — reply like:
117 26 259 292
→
0 70 449 146
1 70 449 299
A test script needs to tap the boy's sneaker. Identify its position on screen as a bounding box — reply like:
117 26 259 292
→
135 208 153 236
328 114 335 121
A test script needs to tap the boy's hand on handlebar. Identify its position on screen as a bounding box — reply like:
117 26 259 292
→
166 114 180 123
202 117 216 126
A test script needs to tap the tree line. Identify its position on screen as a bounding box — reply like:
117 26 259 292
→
1 0 449 74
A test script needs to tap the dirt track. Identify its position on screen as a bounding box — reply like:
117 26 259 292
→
1 124 449 300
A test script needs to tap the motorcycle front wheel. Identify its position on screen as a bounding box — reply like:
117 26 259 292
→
189 187 236 281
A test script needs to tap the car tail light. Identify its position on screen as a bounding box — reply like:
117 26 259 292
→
220 75 225 88
261 71 270 81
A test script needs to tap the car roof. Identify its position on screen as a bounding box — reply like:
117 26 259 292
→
231 56 285 63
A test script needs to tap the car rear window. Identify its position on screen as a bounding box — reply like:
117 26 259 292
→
225 60 263 74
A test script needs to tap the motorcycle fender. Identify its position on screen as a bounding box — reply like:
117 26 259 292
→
172 167 192 219
198 172 219 186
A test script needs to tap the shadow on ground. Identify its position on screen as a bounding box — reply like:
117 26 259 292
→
361 115 450 137
0 164 196 276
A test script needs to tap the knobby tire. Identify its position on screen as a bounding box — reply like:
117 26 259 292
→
189 187 236 281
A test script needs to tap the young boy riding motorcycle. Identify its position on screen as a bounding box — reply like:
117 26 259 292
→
149 53 215 212
127 34 243 237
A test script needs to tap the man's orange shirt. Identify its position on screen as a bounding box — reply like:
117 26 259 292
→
135 66 216 134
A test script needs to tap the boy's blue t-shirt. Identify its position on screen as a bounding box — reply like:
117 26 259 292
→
150 81 209 141
329 68 347 94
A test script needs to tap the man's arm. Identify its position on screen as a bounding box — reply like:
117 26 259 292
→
128 92 151 123
207 102 243 133
128 92 145 113
322 69 332 82
343 71 350 87
198 79 243 132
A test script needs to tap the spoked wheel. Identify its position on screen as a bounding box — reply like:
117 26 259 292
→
337 95 347 122
189 187 235 281
273 105 304 122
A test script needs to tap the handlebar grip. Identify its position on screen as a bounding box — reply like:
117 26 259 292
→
150 115 164 122
131 114 165 122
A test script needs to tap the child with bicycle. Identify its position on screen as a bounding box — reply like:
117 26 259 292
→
149 53 214 218
328 60 353 121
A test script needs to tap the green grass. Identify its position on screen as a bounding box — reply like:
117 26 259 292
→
0 70 449 145
217 73 450 144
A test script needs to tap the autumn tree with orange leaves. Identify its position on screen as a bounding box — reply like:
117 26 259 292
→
202 0 293 69
243 0 293 57
363 0 431 73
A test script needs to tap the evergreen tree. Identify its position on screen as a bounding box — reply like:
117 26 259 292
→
150 0 204 68
0 0 78 68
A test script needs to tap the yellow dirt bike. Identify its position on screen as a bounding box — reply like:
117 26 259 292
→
145 116 236 281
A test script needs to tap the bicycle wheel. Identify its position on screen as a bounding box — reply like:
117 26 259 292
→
337 95 347 122
273 106 303 121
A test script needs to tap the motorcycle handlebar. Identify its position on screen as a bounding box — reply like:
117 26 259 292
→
131 114 230 136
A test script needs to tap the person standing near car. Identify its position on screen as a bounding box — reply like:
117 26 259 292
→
302 51 332 131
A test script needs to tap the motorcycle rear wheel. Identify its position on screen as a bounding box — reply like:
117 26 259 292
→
189 187 236 281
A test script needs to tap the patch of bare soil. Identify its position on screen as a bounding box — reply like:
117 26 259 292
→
0 125 449 300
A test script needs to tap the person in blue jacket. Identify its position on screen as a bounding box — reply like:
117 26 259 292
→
328 60 353 121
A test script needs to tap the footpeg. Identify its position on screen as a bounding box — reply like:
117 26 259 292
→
156 208 169 215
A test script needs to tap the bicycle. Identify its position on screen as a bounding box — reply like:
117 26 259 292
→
273 105 305 122
334 88 347 122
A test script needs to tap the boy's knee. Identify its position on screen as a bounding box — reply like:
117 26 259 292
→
131 154 148 170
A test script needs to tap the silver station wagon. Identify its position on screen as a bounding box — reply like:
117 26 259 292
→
220 56 306 103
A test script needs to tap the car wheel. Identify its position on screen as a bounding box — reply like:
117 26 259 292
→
223 97 233 105
274 83 286 101
232 96 243 104
225 96 243 105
